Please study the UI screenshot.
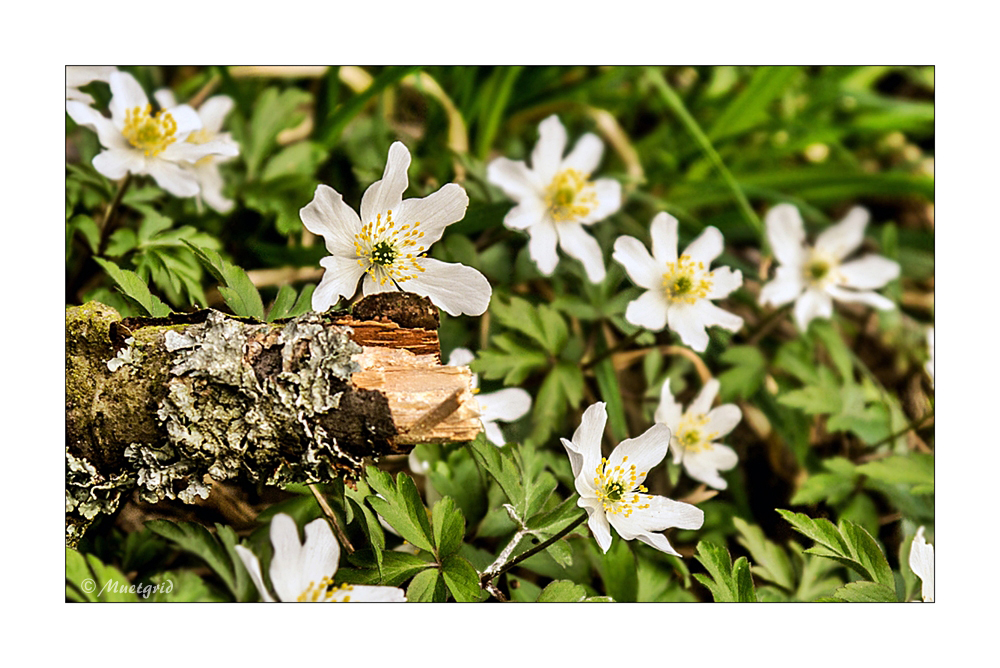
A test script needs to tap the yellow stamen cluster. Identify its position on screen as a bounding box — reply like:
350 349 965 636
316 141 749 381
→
297 577 356 602
545 169 598 222
122 104 178 157
354 210 427 287
185 128 217 167
662 254 713 304
593 454 652 518
675 413 718 453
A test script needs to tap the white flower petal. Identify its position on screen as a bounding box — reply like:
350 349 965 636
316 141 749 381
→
166 104 205 139
299 518 340 587
613 235 662 290
650 212 679 266
705 266 743 300
705 403 742 438
909 526 934 602
145 160 201 197
197 95 235 134
312 255 366 311
579 497 613 553
92 148 145 181
653 379 684 429
683 226 724 266
360 142 411 224
503 198 546 231
560 437 585 480
194 163 235 213
668 302 710 351
397 183 469 247
66 101 127 149
67 65 116 89
482 420 507 447
689 378 721 416
561 133 604 175
765 203 807 266
608 495 703 552
625 290 670 331
837 255 900 289
109 71 149 125
300 184 363 255
681 448 732 489
694 300 743 334
571 402 607 483
447 348 475 368
268 514 307 602
361 273 396 296
825 285 895 310
331 585 406 602
531 115 568 181
234 545 275 602
480 387 532 423
815 206 869 260
557 222 606 283
578 178 621 224
759 266 805 307
527 219 560 275
633 531 682 557
486 157 543 201
605 423 670 488
405 257 492 316
153 89 178 111
162 138 238 163
793 288 834 330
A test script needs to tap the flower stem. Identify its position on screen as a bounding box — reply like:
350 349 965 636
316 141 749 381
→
583 329 642 370
479 511 587 598
308 483 354 554
97 173 132 256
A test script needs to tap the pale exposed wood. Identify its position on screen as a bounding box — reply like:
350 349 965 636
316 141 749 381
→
352 346 481 444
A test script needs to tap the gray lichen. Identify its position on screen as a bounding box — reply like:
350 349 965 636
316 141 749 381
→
65 448 134 520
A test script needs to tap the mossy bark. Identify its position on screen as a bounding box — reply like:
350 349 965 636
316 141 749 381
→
65 293 478 547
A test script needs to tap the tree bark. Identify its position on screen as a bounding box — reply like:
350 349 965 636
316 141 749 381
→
65 292 480 547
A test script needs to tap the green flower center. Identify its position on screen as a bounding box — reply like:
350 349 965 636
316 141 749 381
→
370 240 398 266
662 255 713 304
545 169 597 223
604 480 625 502
808 260 830 281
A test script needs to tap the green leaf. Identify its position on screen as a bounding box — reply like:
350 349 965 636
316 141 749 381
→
66 548 139 602
344 481 385 577
245 87 312 179
214 523 258 602
693 540 757 602
441 555 482 602
338 551 433 587
593 352 628 442
148 570 228 602
530 362 584 444
839 521 895 591
93 257 172 317
144 519 246 601
536 580 588 602
833 581 897 602
856 454 934 492
811 321 854 381
474 334 549 385
69 214 101 254
289 284 316 318
732 517 794 591
778 367 842 415
267 284 298 322
407 568 448 602
597 536 638 602
320 66 421 146
776 509 849 555
490 296 568 355
261 141 329 182
184 241 265 320
718 345 767 401
431 497 466 559
708 66 802 142
365 467 435 553
524 495 585 536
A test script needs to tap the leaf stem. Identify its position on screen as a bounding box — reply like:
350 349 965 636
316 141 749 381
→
308 484 354 554
645 67 762 237
479 511 587 598
97 173 132 256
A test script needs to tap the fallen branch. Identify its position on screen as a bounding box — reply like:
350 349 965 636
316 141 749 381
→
65 292 480 547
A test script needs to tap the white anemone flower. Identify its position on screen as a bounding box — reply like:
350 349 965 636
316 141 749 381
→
759 204 900 331
926 327 934 387
66 66 116 103
908 526 934 602
655 378 741 490
612 212 744 352
234 513 405 602
486 115 622 283
301 142 492 316
447 348 532 447
66 71 238 197
154 89 240 213
560 402 704 555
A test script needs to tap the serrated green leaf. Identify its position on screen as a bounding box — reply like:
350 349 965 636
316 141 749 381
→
431 497 466 559
148 570 228 602
694 540 755 602
262 141 329 182
245 87 312 179
215 523 257 602
145 519 245 600
833 580 897 602
365 467 435 553
66 548 139 602
441 555 481 602
267 284 298 321
69 214 100 254
184 241 264 319
776 509 850 556
840 520 895 590
407 567 447 602
93 257 172 317
474 334 549 385
530 362 584 444
536 579 588 602
718 345 767 401
732 516 794 591
466 439 525 518
732 557 758 602
856 454 934 491
338 551 433 587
